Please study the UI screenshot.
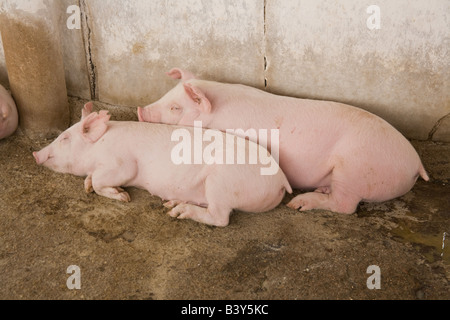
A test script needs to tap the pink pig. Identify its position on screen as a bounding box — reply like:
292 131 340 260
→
33 102 291 227
0 84 18 140
138 68 429 214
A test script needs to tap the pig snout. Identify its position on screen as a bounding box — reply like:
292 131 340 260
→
137 107 161 123
137 107 145 122
0 103 18 140
33 151 44 165
0 84 19 140
33 149 50 165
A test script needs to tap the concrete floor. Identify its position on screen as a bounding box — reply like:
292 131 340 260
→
0 97 449 299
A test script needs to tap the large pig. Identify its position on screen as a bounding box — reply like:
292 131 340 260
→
0 84 18 139
33 102 291 227
138 68 429 214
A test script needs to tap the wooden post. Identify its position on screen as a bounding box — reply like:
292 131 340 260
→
0 0 70 139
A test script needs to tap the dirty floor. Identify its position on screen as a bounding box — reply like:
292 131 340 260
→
0 98 449 300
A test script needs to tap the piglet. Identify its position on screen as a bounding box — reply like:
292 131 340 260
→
138 68 429 214
33 103 291 227
0 84 18 140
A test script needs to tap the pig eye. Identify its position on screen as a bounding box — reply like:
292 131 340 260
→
170 104 182 113
60 134 70 143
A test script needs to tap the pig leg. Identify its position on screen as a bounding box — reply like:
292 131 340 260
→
168 175 232 227
93 186 131 202
287 189 360 214
288 158 363 213
168 203 231 227
163 200 185 209
90 168 134 202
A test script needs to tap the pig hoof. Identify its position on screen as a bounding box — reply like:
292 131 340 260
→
118 192 131 203
84 175 94 193
168 203 198 220
113 188 131 202
96 186 131 202
164 200 184 209
287 199 310 211
168 203 187 218
168 203 230 226
286 194 318 211
287 192 359 214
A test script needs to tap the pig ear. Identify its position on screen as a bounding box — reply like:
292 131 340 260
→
166 68 196 81
183 83 211 114
81 102 94 120
80 110 111 143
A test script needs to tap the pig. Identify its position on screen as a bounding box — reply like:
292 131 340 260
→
0 84 18 140
137 68 429 214
33 102 291 227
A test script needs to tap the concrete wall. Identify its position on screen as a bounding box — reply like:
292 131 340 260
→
0 0 448 141
56 0 91 100
265 0 450 141
86 0 265 106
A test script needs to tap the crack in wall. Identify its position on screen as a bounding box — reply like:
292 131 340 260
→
428 112 450 141
80 0 97 101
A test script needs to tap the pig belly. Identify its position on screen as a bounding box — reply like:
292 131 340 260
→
279 153 333 190
277 113 423 202
131 164 209 206
277 128 338 189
